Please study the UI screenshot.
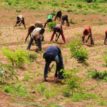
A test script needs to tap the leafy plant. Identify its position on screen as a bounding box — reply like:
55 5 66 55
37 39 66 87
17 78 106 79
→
47 103 62 107
2 48 37 68
63 69 80 96
4 84 28 97
71 92 98 102
88 69 107 81
48 21 56 30
69 39 88 62
36 83 55 99
0 64 17 83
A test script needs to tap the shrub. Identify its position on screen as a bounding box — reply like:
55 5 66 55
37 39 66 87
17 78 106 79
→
63 87 71 97
48 21 56 30
88 69 107 81
63 69 80 96
0 64 17 83
69 39 88 62
71 92 98 102
47 103 62 107
4 84 28 97
2 48 37 68
36 83 55 99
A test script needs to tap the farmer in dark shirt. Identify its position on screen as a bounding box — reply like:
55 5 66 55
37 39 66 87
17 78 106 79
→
61 15 70 26
43 46 64 81
54 10 62 21
50 24 66 43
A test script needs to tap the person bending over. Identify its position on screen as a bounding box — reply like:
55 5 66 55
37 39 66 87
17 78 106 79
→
43 46 64 81
50 24 66 43
27 27 45 51
14 15 26 29
82 26 94 45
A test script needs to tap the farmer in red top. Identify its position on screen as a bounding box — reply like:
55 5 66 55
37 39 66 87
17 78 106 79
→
82 26 94 45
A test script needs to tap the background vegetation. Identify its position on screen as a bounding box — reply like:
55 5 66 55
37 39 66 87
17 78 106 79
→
0 0 107 14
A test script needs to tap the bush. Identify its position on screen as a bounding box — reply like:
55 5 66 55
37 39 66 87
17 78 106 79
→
2 48 37 68
48 21 56 30
4 84 28 97
71 92 98 102
88 69 107 81
69 39 88 62
0 64 17 83
63 69 80 95
36 83 55 99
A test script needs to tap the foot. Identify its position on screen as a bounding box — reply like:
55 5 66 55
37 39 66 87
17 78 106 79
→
44 78 48 82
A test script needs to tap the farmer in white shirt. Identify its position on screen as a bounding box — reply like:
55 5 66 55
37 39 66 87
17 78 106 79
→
27 27 45 51
14 15 26 29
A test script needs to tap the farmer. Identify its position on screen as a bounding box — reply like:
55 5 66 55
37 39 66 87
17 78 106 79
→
50 24 66 43
43 46 64 81
104 30 107 45
27 27 45 51
61 15 70 26
82 26 94 45
14 15 26 29
54 10 62 21
44 13 54 28
25 22 44 42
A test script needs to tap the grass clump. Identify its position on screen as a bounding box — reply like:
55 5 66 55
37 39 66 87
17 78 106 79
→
48 21 56 30
47 103 62 107
35 83 55 99
88 69 107 81
4 83 29 97
2 48 37 68
69 39 88 63
63 69 80 97
0 64 17 83
71 92 98 102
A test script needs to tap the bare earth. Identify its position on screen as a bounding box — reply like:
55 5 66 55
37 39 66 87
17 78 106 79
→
0 8 107 107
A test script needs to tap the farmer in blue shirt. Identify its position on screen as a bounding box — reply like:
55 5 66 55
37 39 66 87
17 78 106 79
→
43 46 64 81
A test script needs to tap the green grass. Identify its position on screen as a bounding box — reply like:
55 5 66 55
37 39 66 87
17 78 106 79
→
98 100 107 106
88 69 107 81
71 92 98 102
69 38 88 63
3 83 29 97
0 0 107 14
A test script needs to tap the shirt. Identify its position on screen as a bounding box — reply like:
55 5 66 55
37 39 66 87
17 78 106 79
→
44 46 59 58
31 27 42 39
47 14 53 20
18 15 23 20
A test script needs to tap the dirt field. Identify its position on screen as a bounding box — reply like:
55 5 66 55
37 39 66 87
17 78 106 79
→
0 8 107 107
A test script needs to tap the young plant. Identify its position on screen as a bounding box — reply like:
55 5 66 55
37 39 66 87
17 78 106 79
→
69 39 88 62
63 69 80 96
0 64 17 83
4 83 28 97
88 69 107 81
2 48 37 68
48 21 56 30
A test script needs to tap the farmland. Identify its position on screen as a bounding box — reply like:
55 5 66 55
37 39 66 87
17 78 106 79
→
0 0 107 107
